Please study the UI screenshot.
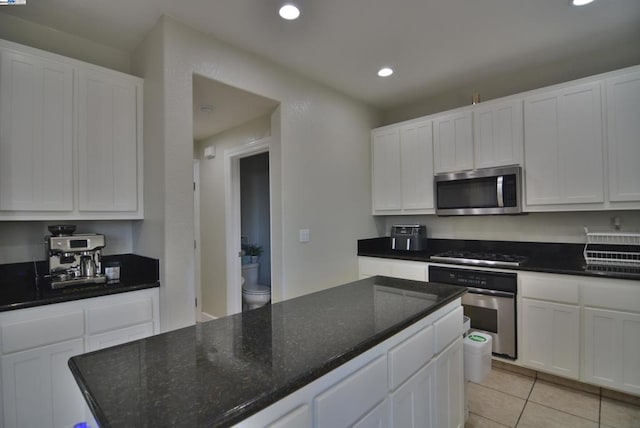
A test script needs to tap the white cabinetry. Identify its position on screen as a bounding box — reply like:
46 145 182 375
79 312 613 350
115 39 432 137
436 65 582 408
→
0 39 143 220
519 273 580 379
582 278 640 395
523 81 604 210
241 299 463 428
473 99 523 169
434 337 464 428
372 128 401 212
433 110 473 173
0 289 159 428
0 49 73 212
78 68 141 213
358 257 427 281
605 70 640 205
389 360 435 427
372 120 434 214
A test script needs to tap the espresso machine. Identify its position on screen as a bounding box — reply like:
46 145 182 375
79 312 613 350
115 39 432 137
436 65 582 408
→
46 225 106 289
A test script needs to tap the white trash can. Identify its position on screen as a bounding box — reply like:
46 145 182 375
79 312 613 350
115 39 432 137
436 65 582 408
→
464 331 492 384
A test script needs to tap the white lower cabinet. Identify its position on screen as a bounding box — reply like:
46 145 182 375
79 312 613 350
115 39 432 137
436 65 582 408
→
1 339 85 428
434 338 464 428
239 299 463 428
583 308 640 395
358 257 427 281
390 360 435 428
521 299 580 379
0 288 160 428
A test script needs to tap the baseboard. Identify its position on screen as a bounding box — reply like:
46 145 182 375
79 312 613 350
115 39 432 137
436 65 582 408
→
199 312 217 322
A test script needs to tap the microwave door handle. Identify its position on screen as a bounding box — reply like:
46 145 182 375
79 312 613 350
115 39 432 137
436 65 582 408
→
497 176 504 207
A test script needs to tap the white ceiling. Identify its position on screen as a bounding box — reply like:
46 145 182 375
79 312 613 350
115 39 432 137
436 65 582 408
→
2 0 639 133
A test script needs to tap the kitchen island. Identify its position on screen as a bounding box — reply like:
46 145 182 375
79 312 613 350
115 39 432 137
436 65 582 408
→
69 276 466 427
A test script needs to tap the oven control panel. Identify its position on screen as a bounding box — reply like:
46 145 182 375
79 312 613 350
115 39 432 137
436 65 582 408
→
429 266 517 293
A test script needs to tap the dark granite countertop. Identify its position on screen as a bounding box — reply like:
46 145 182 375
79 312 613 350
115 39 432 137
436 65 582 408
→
69 276 466 428
358 237 640 281
0 254 159 312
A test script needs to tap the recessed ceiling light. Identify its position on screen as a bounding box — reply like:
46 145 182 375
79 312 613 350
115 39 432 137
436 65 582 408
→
279 3 301 20
571 0 595 6
377 67 394 78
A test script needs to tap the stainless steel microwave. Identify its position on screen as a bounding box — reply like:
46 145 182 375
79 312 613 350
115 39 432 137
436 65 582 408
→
435 165 523 215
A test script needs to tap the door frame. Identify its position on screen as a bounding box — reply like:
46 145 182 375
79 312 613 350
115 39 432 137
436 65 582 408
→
193 159 202 322
224 137 271 315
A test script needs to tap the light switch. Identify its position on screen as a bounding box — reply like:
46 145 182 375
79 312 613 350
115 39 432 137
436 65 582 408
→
299 229 310 243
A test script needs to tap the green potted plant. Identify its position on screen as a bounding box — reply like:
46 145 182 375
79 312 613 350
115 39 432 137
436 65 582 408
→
246 244 263 263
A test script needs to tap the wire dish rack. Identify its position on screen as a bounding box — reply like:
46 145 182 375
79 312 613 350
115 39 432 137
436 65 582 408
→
583 228 640 267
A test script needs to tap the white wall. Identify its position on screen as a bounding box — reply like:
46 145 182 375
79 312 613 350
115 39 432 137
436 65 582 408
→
379 211 640 244
196 116 271 317
0 12 131 74
132 16 379 330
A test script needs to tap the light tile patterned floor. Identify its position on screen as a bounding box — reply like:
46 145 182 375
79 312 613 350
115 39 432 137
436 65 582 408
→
465 366 640 428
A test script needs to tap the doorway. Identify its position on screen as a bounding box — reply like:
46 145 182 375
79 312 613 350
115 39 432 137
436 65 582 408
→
224 138 271 314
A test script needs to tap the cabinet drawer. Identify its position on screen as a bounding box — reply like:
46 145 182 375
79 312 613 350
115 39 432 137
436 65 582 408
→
1 311 84 354
315 355 387 428
87 297 153 334
434 306 463 354
388 325 434 390
582 278 640 312
87 322 154 352
521 273 579 304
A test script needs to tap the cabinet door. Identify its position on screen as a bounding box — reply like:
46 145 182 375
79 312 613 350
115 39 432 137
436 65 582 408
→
400 120 434 212
521 299 580 379
524 82 604 207
372 128 402 212
353 398 389 428
390 359 435 428
77 68 140 212
473 99 523 169
0 50 73 211
606 71 640 202
2 339 85 428
434 337 464 428
433 110 473 173
583 308 640 395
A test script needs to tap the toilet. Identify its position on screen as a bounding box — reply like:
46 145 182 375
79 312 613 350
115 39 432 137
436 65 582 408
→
241 263 271 310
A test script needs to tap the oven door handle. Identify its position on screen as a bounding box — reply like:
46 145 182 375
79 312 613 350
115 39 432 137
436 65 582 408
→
466 287 515 299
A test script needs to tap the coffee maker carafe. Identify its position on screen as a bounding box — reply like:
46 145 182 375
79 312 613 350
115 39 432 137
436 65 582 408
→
46 225 106 289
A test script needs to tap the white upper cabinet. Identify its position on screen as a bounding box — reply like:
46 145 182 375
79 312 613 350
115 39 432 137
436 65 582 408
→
372 128 402 212
0 39 143 220
372 120 434 214
524 81 604 209
605 70 640 204
0 50 74 211
78 68 141 213
433 110 473 173
473 99 523 169
400 120 434 213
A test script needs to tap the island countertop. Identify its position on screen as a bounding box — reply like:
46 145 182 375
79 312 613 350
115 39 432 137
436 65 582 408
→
68 276 466 427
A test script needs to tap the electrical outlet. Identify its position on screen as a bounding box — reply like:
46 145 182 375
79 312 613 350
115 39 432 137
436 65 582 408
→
299 229 310 243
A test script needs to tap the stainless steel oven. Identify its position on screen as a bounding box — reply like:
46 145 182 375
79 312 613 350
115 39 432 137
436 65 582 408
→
429 265 517 359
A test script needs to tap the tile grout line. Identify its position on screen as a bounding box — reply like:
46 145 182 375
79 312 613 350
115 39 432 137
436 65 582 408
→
514 374 537 427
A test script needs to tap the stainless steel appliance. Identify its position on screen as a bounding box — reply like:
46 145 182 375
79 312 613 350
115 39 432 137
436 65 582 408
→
429 265 517 359
390 225 427 251
46 225 106 289
430 250 527 267
435 165 523 216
